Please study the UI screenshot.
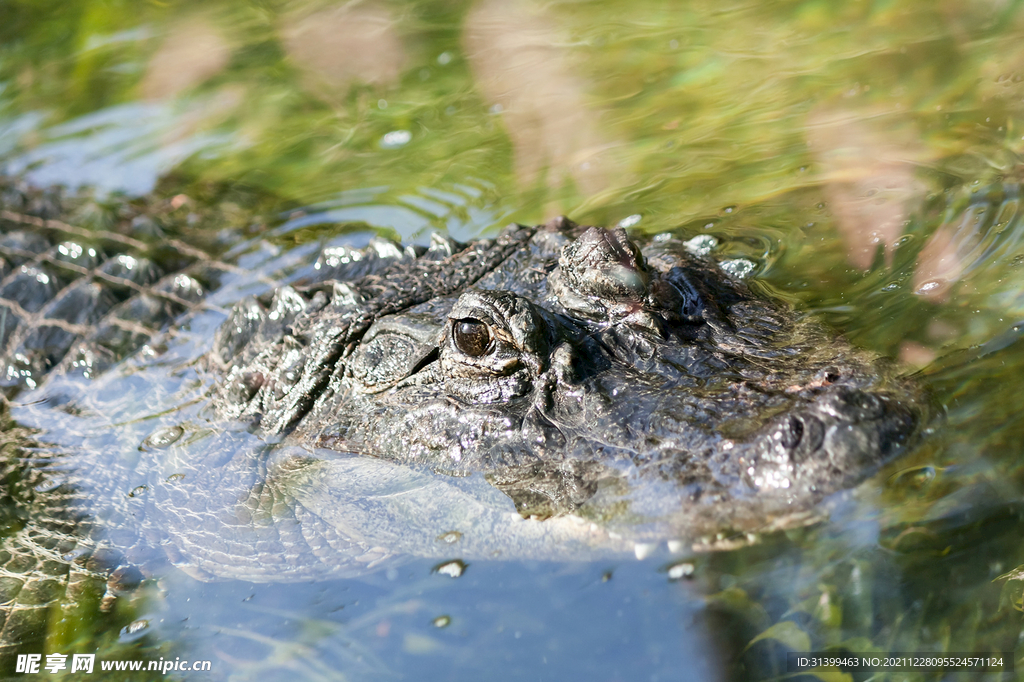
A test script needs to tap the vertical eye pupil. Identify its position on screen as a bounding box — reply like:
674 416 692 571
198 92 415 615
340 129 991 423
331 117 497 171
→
453 318 491 356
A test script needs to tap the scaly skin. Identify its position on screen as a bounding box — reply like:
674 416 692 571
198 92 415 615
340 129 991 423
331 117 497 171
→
0 181 926 658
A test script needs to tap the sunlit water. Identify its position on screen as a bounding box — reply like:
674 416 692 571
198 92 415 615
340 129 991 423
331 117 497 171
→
4 0 1024 679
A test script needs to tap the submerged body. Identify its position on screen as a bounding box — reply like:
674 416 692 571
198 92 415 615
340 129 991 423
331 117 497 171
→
0 180 924 651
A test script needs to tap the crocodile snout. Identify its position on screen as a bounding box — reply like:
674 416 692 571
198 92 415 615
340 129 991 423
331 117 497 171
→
749 386 921 494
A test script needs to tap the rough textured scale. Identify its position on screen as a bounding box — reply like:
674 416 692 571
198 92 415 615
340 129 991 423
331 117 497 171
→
0 180 927 658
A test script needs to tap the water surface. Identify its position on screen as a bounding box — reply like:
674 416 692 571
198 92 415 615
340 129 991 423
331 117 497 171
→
4 1 1024 679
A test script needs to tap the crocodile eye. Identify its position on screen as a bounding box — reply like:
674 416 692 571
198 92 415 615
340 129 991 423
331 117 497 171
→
453 318 491 356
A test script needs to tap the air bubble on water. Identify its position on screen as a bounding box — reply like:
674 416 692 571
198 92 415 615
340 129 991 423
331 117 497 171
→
618 214 642 228
667 562 695 580
634 542 657 560
437 531 462 544
684 234 718 256
720 258 756 279
142 425 184 450
432 560 467 578
119 619 150 642
380 130 412 149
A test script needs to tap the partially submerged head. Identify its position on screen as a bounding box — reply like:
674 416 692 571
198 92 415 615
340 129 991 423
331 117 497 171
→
208 219 923 536
293 222 924 530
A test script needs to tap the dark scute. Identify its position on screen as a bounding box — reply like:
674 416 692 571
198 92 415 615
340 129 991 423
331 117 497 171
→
79 293 177 368
52 242 103 269
5 283 118 385
0 306 22 348
212 298 266 365
0 231 51 265
98 255 162 288
453 318 491 357
0 266 60 312
228 371 265 403
44 281 117 326
425 233 465 260
106 564 144 592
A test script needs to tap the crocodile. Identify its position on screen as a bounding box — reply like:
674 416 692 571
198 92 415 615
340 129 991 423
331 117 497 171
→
0 178 925 655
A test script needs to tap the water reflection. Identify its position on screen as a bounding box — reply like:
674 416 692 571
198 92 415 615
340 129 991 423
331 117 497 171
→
282 4 407 97
140 16 231 102
806 107 929 270
271 181 511 244
464 0 622 197
914 184 1024 300
2 98 237 196
145 559 719 680
4 0 1024 679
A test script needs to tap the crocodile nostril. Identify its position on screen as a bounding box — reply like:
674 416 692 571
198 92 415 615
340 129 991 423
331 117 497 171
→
780 414 803 449
780 413 824 461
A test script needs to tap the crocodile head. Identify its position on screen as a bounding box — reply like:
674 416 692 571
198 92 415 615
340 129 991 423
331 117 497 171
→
233 222 925 529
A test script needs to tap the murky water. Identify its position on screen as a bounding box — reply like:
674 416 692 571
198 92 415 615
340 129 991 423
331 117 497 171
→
4 0 1024 679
